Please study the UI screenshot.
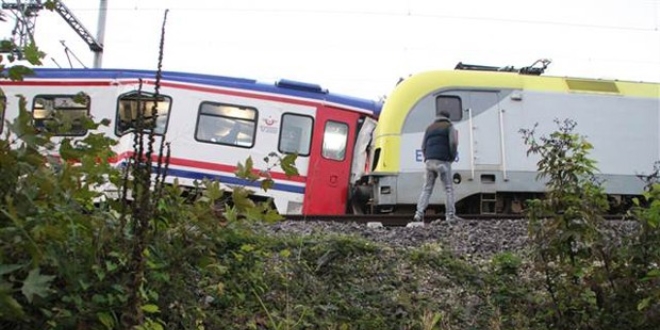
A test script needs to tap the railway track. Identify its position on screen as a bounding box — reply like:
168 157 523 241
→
284 214 630 227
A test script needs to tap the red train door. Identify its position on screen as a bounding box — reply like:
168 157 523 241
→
303 106 360 215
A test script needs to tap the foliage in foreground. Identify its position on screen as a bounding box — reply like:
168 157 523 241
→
2 114 660 330
521 119 660 330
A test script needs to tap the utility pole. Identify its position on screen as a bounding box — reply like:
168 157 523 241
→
93 0 106 68
2 0 107 68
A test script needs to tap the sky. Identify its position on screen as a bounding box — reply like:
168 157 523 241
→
2 0 659 99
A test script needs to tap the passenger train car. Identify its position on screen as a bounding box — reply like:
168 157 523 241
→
0 68 381 215
355 63 660 215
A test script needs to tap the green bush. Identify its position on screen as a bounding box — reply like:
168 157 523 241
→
521 118 660 329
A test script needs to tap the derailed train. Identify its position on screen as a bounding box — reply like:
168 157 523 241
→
1 63 659 216
0 68 381 215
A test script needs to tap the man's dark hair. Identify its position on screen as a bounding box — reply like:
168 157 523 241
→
439 110 451 119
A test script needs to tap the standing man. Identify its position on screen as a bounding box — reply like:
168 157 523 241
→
413 110 460 223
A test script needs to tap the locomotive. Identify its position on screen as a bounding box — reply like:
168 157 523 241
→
354 62 660 216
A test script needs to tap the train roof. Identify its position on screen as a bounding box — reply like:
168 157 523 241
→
378 69 660 135
12 68 383 116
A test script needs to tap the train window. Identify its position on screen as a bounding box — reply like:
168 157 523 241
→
322 121 348 161
279 113 313 156
436 95 462 121
33 94 90 136
0 96 5 134
116 91 171 136
195 102 257 148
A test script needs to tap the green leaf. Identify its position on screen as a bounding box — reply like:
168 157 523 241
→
223 204 238 222
235 157 260 181
0 293 25 319
260 178 274 192
97 312 115 329
78 279 91 290
23 42 44 65
244 206 264 221
92 294 107 304
645 269 660 279
638 297 652 311
1 280 25 319
262 208 283 223
7 65 34 81
141 304 160 313
281 153 299 177
105 260 118 272
0 264 22 276
146 321 164 330
240 244 255 252
231 187 255 211
44 0 56 10
21 268 55 303
279 249 291 258
0 40 16 53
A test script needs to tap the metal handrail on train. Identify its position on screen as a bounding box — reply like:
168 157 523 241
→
498 108 508 181
467 107 475 180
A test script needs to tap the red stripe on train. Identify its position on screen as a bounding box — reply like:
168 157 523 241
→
1 79 323 107
111 152 306 183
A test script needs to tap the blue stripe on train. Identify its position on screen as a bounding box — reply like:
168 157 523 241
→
29 68 382 115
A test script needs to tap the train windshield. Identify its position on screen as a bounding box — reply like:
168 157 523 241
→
436 95 462 121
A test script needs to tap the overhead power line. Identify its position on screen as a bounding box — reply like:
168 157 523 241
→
67 5 660 33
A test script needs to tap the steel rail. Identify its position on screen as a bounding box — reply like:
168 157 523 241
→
284 214 631 227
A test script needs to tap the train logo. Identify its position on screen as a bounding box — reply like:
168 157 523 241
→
260 116 278 134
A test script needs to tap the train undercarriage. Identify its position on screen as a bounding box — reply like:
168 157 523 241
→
349 184 639 217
